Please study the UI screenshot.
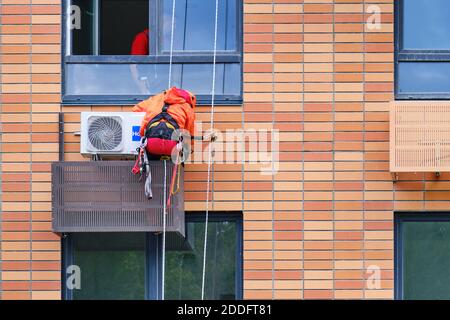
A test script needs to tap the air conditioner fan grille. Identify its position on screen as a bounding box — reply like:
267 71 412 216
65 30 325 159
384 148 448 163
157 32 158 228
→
88 116 122 151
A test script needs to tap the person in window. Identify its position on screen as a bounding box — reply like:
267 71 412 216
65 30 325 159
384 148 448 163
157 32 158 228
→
131 28 149 55
130 28 150 94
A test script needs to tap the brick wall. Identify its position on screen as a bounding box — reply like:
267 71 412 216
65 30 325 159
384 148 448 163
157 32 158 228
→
3 0 450 300
1 0 61 300
242 0 395 299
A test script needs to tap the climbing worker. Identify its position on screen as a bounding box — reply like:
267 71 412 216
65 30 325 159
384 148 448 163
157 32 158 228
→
133 86 196 156
130 28 150 94
132 87 196 200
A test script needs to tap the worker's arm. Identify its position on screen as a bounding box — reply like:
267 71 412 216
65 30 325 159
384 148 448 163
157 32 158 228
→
132 98 147 112
192 133 217 141
130 65 149 95
130 32 150 94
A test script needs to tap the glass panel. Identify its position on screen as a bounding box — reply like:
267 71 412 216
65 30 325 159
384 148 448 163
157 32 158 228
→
70 0 149 55
402 0 450 50
100 0 149 55
224 63 241 96
162 0 237 52
71 0 95 55
165 219 238 300
65 63 240 97
402 221 450 300
72 233 146 300
66 64 181 95
398 62 450 94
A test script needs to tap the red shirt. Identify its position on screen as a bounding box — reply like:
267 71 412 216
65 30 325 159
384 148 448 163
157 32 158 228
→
131 29 149 55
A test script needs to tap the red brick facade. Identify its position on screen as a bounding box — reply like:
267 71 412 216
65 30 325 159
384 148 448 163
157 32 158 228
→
1 0 444 300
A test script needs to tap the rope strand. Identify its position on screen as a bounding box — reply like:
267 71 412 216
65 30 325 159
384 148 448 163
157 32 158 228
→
168 0 176 89
201 0 220 301
162 160 167 300
162 0 177 301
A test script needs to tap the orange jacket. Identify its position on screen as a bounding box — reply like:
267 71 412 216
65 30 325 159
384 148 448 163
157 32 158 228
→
132 87 196 138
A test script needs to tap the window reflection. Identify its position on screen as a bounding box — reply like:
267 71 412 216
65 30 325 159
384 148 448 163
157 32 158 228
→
398 62 450 94
165 220 238 300
402 0 450 50
162 0 237 52
402 221 450 299
66 63 240 96
72 233 146 300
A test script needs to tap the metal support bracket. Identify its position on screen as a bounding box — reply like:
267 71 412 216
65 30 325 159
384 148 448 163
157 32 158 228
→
391 172 398 182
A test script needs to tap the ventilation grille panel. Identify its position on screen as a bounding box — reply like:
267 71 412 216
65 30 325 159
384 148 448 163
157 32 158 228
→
390 101 450 172
52 161 184 235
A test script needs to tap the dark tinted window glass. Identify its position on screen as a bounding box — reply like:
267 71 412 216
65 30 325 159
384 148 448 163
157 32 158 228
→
398 62 450 94
402 221 450 299
72 233 146 300
162 0 237 52
100 0 149 55
402 0 450 50
71 0 95 55
165 219 238 300
71 0 149 55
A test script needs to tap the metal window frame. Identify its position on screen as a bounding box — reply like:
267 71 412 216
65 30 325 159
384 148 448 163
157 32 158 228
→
395 0 450 100
394 212 450 300
62 213 243 300
61 0 243 106
61 234 73 301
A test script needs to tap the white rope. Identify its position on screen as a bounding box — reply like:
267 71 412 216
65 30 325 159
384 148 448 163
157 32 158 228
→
162 160 167 300
201 0 219 301
168 0 176 89
162 0 176 301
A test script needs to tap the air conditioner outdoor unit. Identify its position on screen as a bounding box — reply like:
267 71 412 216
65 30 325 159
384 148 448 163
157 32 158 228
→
80 112 145 156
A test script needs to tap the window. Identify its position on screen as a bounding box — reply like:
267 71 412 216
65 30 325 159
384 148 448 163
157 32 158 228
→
395 213 450 300
63 214 242 300
165 216 240 300
396 0 450 99
66 233 147 300
63 0 242 105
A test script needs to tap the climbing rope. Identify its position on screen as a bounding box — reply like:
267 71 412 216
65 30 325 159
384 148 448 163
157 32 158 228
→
201 0 220 301
162 0 219 300
162 0 177 301
168 0 177 89
162 159 167 300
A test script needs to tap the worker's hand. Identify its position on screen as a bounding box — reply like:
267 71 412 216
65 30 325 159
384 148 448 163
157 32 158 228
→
203 130 218 142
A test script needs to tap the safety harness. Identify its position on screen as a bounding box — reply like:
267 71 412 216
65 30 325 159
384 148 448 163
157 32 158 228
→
132 103 183 202
146 103 179 139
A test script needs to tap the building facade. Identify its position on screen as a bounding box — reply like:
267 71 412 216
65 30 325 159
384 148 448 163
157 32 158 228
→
1 0 449 300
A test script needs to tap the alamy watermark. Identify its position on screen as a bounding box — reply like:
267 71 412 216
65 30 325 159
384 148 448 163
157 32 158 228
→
69 4 383 30
65 264 383 291
66 265 81 290
168 121 280 175
366 4 382 30
68 5 81 30
366 265 381 290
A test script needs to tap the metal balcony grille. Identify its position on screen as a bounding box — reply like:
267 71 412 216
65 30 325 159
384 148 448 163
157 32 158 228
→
390 101 450 172
52 161 184 235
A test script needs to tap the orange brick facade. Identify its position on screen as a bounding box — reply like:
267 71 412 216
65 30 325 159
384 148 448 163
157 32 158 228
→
1 0 444 300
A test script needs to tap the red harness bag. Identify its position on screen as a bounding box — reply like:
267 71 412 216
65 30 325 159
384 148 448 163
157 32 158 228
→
146 138 178 156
